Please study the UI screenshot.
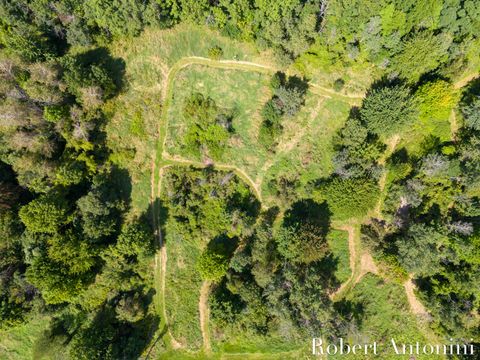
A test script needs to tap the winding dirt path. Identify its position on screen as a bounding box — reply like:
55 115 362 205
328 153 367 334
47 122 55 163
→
404 276 429 317
199 281 211 352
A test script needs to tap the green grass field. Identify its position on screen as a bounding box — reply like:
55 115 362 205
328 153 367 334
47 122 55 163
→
164 221 203 350
331 274 442 360
0 316 50 360
165 64 271 174
327 229 352 283
164 64 352 205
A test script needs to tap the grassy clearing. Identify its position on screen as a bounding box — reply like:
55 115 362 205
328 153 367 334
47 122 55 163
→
104 91 157 217
109 23 268 92
331 274 442 360
327 229 351 283
164 222 203 350
0 315 50 360
165 64 351 205
165 64 271 177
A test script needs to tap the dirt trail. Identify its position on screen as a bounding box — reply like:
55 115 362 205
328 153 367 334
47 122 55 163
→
404 276 429 317
450 110 459 141
154 165 183 349
199 281 211 352
355 252 378 284
454 73 479 89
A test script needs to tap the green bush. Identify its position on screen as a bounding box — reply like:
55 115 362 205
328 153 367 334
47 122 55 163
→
207 45 224 60
197 248 229 282
320 177 379 220
333 78 345 92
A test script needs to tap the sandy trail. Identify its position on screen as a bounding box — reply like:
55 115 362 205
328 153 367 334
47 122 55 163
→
199 281 211 352
404 276 429 316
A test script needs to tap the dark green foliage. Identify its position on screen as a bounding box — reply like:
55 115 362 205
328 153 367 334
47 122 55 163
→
360 85 416 136
162 166 260 239
61 49 122 107
0 211 34 328
83 0 146 38
461 97 480 130
320 178 379 220
390 31 451 83
332 117 385 178
333 78 345 92
258 73 307 150
275 222 329 264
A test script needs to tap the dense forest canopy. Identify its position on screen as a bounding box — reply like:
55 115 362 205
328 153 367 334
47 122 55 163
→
0 0 479 358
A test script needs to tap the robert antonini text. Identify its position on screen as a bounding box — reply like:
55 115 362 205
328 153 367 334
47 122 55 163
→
312 338 475 356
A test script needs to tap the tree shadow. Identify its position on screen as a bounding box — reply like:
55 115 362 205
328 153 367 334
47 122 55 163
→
207 234 239 258
283 199 331 236
333 299 365 329
146 198 169 252
70 47 126 95
286 74 309 95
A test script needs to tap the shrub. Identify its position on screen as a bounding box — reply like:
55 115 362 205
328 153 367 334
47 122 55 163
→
415 80 459 121
333 78 345 92
320 177 379 220
208 46 223 60
275 223 329 264
19 194 69 234
197 248 229 282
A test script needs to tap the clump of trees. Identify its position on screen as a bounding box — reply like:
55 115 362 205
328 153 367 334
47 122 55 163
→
183 92 233 161
300 0 480 84
360 84 416 137
258 72 308 149
208 200 340 341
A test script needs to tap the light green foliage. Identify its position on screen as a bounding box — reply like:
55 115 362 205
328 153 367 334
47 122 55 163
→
327 229 351 283
47 230 96 275
19 194 69 234
320 178 379 220
415 80 459 121
26 253 87 304
207 45 224 60
360 85 416 137
197 248 229 281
